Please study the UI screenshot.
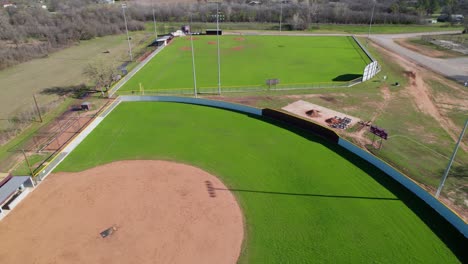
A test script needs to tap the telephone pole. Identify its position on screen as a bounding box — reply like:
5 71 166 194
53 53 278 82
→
122 3 133 61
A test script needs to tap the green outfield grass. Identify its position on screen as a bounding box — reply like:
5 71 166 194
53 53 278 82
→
119 36 370 92
56 102 462 263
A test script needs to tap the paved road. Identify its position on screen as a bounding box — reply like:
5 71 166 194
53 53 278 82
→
369 31 468 84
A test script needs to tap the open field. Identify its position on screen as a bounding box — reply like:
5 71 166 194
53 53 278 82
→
119 36 370 92
154 22 463 35
0 33 147 123
52 102 464 263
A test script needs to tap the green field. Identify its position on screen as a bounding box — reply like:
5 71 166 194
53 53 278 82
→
119 36 370 92
56 102 463 263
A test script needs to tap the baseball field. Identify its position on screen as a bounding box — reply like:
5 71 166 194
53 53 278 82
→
27 102 459 263
119 36 371 92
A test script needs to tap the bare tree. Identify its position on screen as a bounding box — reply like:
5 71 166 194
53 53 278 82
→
83 60 119 97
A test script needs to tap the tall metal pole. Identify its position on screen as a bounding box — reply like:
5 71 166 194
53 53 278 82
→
435 119 468 198
216 2 221 95
190 12 198 98
152 0 157 42
21 149 34 176
122 3 133 61
367 0 376 42
32 94 42 123
279 1 283 33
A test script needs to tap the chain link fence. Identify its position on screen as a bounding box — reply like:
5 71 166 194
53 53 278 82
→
115 77 363 96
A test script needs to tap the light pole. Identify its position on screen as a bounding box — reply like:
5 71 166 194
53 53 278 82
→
208 1 222 95
190 12 197 97
435 119 468 198
215 2 221 95
279 0 283 33
367 0 377 42
122 3 133 61
152 0 157 42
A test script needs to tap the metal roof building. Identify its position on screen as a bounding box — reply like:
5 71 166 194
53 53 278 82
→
0 176 35 220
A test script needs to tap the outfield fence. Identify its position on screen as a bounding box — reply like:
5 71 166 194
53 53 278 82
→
114 78 363 97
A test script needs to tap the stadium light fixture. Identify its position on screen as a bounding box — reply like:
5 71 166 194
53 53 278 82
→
208 0 222 95
152 0 157 42
121 3 133 61
189 12 198 97
279 0 283 33
435 118 468 198
367 0 377 43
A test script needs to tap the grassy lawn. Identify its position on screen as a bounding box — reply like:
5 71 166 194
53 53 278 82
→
56 102 462 263
0 30 154 128
119 35 370 93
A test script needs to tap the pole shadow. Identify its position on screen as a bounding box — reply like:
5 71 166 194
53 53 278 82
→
214 188 399 201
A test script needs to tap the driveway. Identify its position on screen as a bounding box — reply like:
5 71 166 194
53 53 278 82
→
369 31 468 83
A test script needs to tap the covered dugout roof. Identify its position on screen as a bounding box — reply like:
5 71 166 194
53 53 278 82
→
0 176 31 205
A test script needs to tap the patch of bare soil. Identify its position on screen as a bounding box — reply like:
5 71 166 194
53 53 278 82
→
207 41 216 45
370 41 467 152
231 46 244 51
394 38 459 58
282 100 360 128
179 46 191 51
0 160 244 264
233 37 245 41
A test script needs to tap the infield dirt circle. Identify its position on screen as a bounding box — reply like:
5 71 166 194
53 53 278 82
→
0 160 244 264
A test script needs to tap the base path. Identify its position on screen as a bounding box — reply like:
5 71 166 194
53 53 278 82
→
0 160 244 264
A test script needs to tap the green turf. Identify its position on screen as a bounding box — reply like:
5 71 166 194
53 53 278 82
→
56 102 461 263
119 36 370 92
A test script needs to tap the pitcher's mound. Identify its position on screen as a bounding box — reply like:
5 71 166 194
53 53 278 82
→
0 160 244 264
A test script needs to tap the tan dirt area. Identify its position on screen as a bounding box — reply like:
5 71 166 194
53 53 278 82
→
282 100 360 128
0 160 244 264
394 38 460 58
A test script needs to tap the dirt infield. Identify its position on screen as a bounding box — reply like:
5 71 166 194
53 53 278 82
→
0 160 244 264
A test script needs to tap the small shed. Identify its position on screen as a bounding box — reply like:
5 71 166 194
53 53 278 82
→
0 176 35 219
155 36 172 46
81 102 92 111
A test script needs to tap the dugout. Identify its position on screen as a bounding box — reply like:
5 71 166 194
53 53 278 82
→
0 176 35 219
206 29 222 35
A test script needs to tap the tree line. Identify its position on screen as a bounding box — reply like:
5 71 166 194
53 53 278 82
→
0 0 466 70
0 1 145 70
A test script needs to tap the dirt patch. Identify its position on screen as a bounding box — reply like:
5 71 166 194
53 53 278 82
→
394 38 459 58
207 41 216 45
370 41 467 152
137 50 153 62
180 46 191 51
185 37 200 41
0 160 244 264
282 100 360 129
319 95 337 103
231 46 244 51
233 37 245 41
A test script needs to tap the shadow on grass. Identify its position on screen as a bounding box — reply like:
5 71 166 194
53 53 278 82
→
41 84 97 99
251 114 468 262
332 74 362 81
214 188 399 201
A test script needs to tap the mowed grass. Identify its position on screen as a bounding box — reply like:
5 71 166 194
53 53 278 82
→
56 102 462 263
120 36 370 92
